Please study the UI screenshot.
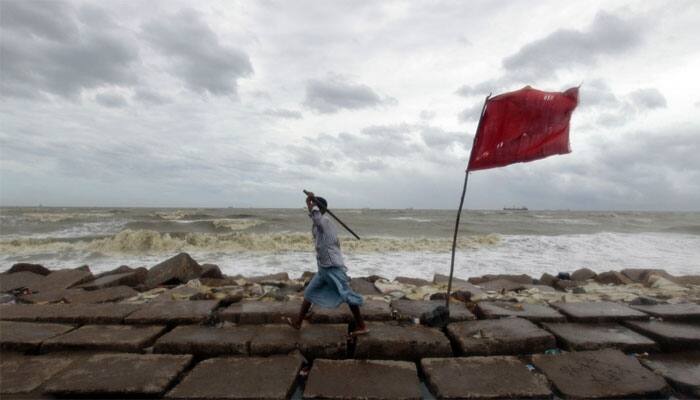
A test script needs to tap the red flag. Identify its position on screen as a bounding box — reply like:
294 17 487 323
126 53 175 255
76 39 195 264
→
467 86 578 171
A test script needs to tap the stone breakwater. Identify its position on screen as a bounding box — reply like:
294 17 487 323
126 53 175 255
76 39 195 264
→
1 252 699 399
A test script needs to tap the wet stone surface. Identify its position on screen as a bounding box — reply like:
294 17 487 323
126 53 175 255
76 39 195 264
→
249 323 348 359
220 300 302 324
640 351 700 397
542 322 659 352
421 356 551 399
630 303 700 321
309 299 392 323
0 321 75 352
0 271 46 293
552 301 649 322
124 300 219 324
41 324 166 353
447 318 556 356
154 325 257 356
44 353 193 397
31 268 93 293
625 320 700 350
0 355 75 395
64 285 138 303
166 354 303 399
304 359 421 400
354 322 452 361
391 299 475 323
532 349 668 399
477 301 566 322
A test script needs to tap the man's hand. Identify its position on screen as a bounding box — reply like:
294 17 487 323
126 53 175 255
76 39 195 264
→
306 192 315 212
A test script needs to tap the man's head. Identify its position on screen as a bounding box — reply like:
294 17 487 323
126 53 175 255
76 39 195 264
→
315 197 328 213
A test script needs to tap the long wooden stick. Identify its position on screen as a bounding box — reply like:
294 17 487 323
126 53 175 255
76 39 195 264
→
445 94 490 309
303 189 361 240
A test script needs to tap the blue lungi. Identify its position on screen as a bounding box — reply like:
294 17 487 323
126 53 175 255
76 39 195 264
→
304 266 364 308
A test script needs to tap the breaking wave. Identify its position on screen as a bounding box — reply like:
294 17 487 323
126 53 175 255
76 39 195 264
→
0 229 501 255
125 218 261 233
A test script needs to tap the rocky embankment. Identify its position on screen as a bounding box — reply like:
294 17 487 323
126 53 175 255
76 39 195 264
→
1 253 699 399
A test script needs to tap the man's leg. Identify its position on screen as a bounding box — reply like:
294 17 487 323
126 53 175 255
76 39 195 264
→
291 299 312 329
349 304 367 334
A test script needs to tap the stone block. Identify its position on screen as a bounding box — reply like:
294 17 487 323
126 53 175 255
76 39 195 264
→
421 356 551 399
309 299 392 323
552 301 648 322
539 272 557 286
247 272 290 283
469 274 533 285
124 300 219 324
166 354 303 399
304 359 421 399
0 303 141 324
394 276 432 286
532 349 668 399
477 301 565 322
0 321 75 351
595 270 633 285
354 322 451 361
18 288 78 304
32 268 93 292
44 353 192 397
0 355 74 395
220 300 302 324
78 268 147 290
41 324 166 353
625 320 700 350
145 252 203 289
640 352 700 397
447 318 556 356
630 303 700 321
154 325 257 356
542 322 658 352
0 271 45 293
200 263 223 279
64 286 138 303
391 299 475 323
7 263 50 276
349 277 380 295
249 324 347 359
571 268 597 281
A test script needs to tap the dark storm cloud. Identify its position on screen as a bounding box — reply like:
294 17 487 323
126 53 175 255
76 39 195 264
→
0 1 139 99
502 12 645 78
142 8 253 96
95 92 128 108
579 81 668 127
303 78 395 113
263 108 303 119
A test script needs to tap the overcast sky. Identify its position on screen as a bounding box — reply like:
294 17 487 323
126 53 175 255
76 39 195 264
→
1 0 699 210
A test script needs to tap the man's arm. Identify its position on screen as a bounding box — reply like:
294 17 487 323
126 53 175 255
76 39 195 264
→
306 192 323 227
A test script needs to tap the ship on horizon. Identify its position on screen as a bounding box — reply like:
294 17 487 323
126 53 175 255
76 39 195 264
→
503 206 528 211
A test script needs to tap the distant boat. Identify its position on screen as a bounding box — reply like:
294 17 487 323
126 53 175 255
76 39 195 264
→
503 206 528 211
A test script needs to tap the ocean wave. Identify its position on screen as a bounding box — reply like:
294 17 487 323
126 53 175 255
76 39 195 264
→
125 218 261 233
19 212 116 223
0 229 501 255
662 225 700 235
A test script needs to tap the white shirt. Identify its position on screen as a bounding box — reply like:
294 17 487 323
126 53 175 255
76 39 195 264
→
309 206 345 268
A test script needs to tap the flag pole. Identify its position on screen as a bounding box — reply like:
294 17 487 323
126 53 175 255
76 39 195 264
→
445 93 490 309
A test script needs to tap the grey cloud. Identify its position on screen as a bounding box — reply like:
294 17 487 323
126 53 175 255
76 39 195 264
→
134 89 170 105
421 126 469 150
628 88 667 110
503 12 644 78
355 159 388 172
455 81 497 98
142 8 253 96
419 110 436 120
95 92 128 108
263 108 303 119
0 1 139 99
458 102 485 122
303 78 395 113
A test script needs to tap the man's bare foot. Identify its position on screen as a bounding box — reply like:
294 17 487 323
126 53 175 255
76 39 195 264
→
283 316 302 330
348 325 370 337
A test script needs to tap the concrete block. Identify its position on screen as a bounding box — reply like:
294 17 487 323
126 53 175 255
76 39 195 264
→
32 268 93 292
630 303 700 321
249 324 347 359
0 355 74 395
640 352 700 397
309 299 392 323
41 324 166 353
304 359 421 399
447 318 556 356
64 286 138 303
166 354 303 399
78 268 147 290
124 300 219 324
391 299 475 323
354 322 451 361
0 271 45 293
532 349 668 399
552 301 648 322
542 322 658 352
220 300 301 324
626 320 700 350
0 303 141 324
154 325 257 356
477 301 565 322
421 356 551 399
44 353 192 397
0 321 75 351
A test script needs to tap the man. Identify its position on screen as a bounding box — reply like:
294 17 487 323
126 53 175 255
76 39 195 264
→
285 191 368 336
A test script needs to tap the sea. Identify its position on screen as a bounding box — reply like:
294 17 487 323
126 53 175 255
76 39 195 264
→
1 207 698 280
